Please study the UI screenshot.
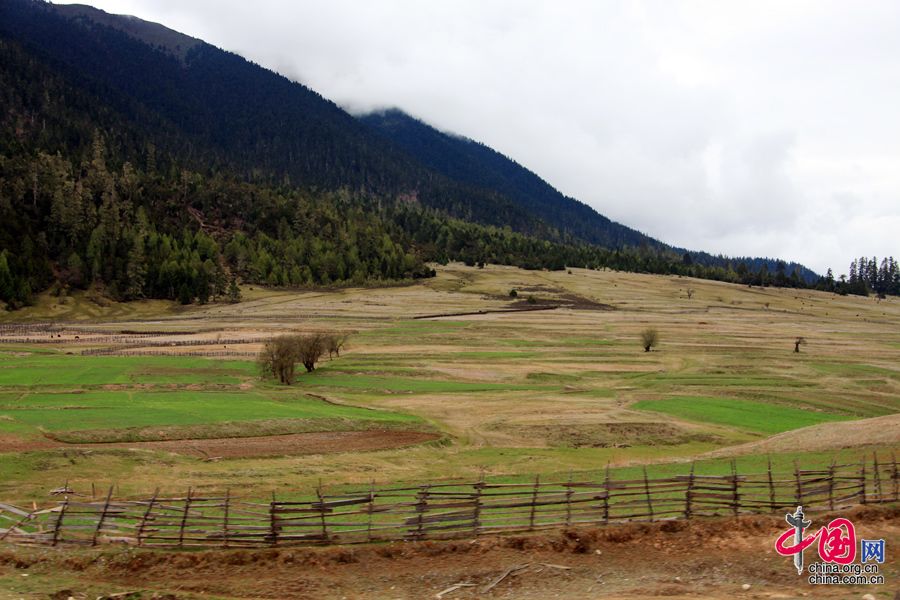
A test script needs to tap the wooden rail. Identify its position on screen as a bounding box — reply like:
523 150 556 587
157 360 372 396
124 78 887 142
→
1 453 896 549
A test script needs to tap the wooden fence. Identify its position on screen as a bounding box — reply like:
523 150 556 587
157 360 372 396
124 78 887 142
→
81 339 263 356
80 350 260 358
1 454 896 549
0 323 229 345
0 323 222 336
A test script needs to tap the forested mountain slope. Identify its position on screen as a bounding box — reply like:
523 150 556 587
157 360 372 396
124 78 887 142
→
360 109 656 249
360 109 818 282
0 0 818 309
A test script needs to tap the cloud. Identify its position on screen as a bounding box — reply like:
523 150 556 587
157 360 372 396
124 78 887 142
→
62 0 900 273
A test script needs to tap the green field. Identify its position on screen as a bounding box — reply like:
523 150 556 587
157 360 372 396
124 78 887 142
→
0 353 424 443
632 395 850 434
0 389 419 433
0 353 256 387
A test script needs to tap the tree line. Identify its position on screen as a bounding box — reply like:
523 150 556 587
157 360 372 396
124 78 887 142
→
814 257 899 297
5 131 895 310
4 127 845 310
0 136 431 309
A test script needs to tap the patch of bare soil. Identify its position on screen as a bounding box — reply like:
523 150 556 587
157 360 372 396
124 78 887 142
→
704 413 900 458
0 433 58 453
558 293 616 311
516 285 566 293
498 422 721 448
0 430 439 458
2 506 895 599
506 293 614 311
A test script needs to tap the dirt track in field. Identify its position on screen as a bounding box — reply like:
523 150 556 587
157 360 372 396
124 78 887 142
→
2 505 896 599
0 430 439 458
703 413 900 458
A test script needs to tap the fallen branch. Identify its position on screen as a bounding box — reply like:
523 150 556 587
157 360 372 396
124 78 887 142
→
435 582 475 598
481 563 531 593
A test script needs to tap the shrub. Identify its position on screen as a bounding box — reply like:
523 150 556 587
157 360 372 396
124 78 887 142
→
640 328 659 352
325 334 346 359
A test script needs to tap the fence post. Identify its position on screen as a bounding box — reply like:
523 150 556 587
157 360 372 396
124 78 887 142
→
793 461 802 506
136 487 159 547
643 466 654 522
872 452 882 502
91 486 114 546
565 471 574 527
892 452 899 501
767 457 776 511
223 489 230 549
51 495 69 547
730 460 739 517
317 484 329 543
269 491 279 547
178 487 193 548
413 484 429 539
859 455 867 505
366 480 375 543
828 459 836 511
472 475 484 537
685 462 695 519
602 465 610 526
528 475 540 531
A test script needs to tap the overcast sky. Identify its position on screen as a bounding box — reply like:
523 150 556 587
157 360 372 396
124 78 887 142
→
61 0 900 274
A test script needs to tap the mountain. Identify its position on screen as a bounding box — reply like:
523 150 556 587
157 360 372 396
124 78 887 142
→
0 0 560 237
54 3 202 61
359 109 657 250
0 0 818 309
360 109 818 282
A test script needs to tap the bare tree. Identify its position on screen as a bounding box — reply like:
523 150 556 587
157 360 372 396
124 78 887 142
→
297 333 328 372
325 334 346 359
258 332 338 384
794 336 806 353
258 335 300 385
640 328 659 352
686 288 695 300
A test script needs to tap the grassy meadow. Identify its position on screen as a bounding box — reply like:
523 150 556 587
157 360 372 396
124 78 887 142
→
0 263 898 503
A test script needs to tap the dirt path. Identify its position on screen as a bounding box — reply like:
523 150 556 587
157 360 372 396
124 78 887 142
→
1 505 895 599
0 430 439 458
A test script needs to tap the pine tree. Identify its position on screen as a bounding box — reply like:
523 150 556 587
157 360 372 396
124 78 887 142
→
0 251 14 302
125 235 146 299
227 277 242 303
